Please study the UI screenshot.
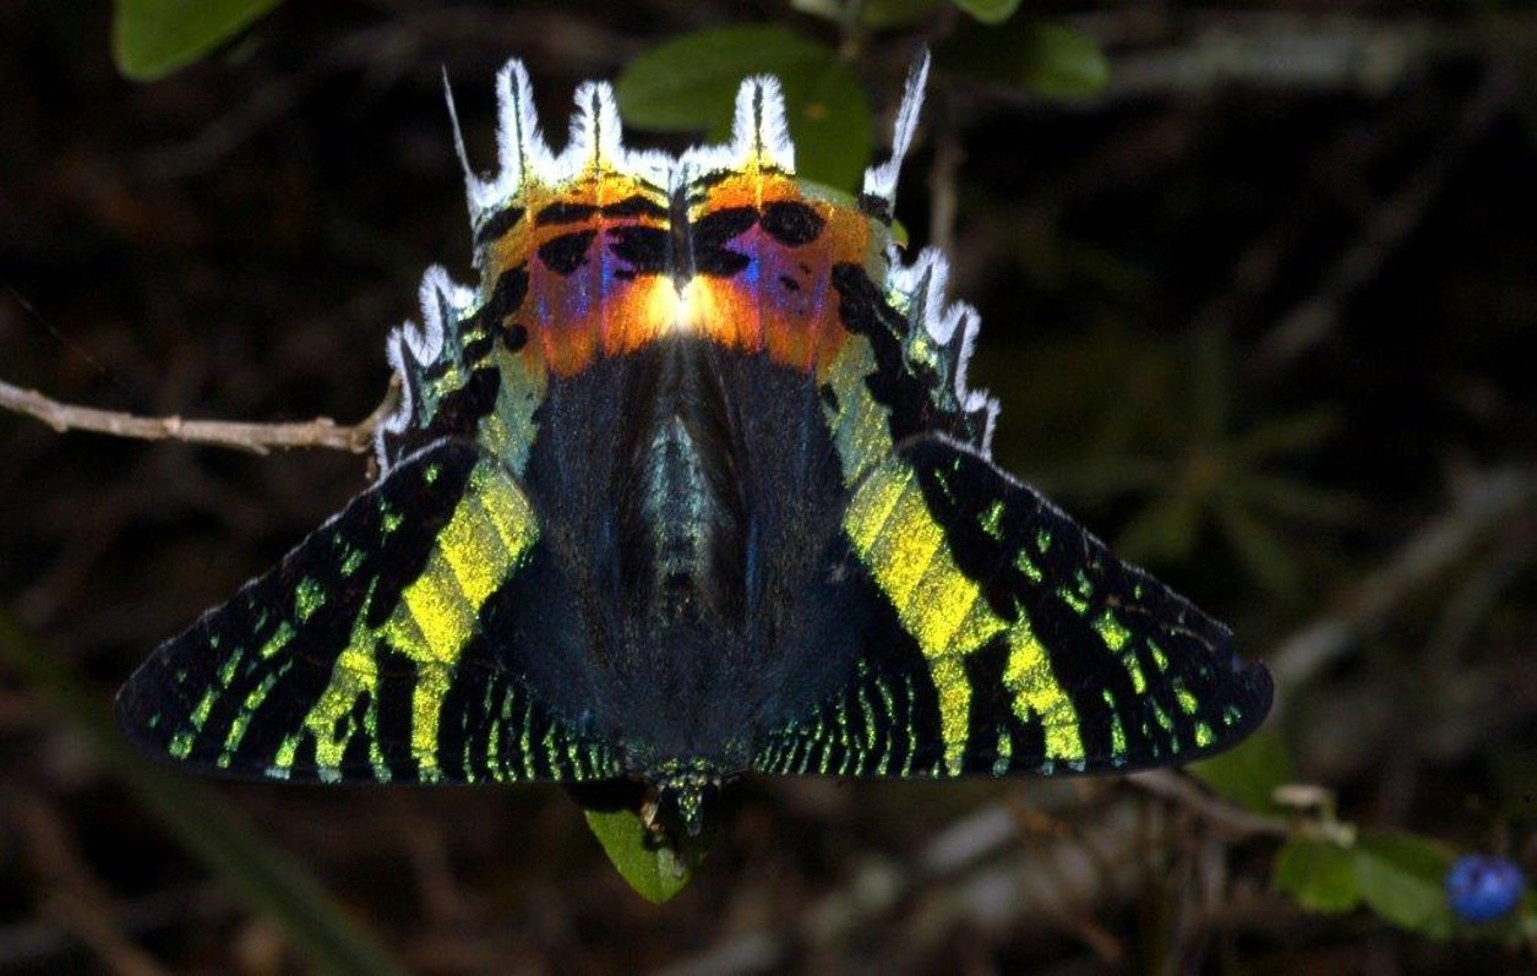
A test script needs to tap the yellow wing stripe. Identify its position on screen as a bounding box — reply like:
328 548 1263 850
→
292 460 539 782
845 457 1084 773
301 606 385 778
1001 614 1083 762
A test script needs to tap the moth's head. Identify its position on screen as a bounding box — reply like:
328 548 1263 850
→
644 757 723 839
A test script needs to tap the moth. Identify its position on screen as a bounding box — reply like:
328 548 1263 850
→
117 56 1273 840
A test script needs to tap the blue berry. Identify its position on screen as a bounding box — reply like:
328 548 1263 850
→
1446 854 1525 923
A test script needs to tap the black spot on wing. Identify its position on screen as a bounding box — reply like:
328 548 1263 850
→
537 230 597 276
422 367 501 458
819 382 839 412
474 206 525 249
608 225 671 276
760 200 825 247
535 201 599 226
830 262 932 442
503 324 528 353
481 266 529 326
857 192 892 224
691 206 758 277
462 334 494 364
602 194 670 220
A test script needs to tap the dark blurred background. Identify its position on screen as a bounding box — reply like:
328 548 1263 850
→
2 1 1535 972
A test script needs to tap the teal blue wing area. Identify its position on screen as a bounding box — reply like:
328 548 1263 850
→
115 440 620 785
754 436 1273 778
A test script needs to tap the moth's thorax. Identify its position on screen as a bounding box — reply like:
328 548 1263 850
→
624 339 745 626
642 756 723 839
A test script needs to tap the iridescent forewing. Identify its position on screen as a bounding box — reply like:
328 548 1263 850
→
754 436 1272 778
116 440 619 784
379 64 677 474
752 56 1271 778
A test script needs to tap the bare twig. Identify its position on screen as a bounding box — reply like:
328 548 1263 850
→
0 377 396 455
1251 58 1516 372
8 791 172 976
1128 769 1289 839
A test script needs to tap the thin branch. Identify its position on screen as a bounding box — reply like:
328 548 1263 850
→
0 377 397 456
1128 769 1290 839
9 791 172 976
1267 465 1537 708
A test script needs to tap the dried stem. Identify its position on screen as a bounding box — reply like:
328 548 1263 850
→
0 377 397 456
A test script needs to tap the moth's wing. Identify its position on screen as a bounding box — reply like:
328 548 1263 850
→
115 440 620 785
755 435 1273 778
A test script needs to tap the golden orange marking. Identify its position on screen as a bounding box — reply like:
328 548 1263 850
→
481 169 673 377
477 157 885 378
684 166 879 374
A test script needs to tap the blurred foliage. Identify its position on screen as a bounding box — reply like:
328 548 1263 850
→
1012 327 1358 596
616 25 872 192
938 17 1111 96
112 0 281 80
0 613 405 974
950 0 1024 26
1189 728 1293 814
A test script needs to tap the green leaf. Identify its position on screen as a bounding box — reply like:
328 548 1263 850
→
616 26 872 191
584 807 710 904
938 19 1111 99
790 0 942 29
1188 730 1294 813
862 0 945 29
0 613 406 974
113 0 282 81
1274 837 1361 914
1354 832 1457 940
951 0 1022 25
1521 892 1537 939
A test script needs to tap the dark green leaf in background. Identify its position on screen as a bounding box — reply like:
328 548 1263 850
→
938 18 1110 98
950 0 1022 25
1274 837 1361 914
1354 832 1457 941
113 0 282 81
860 0 945 30
616 26 872 192
1189 729 1294 813
0 614 405 974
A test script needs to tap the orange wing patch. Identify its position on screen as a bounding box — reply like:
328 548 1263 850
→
683 163 879 374
479 170 675 377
